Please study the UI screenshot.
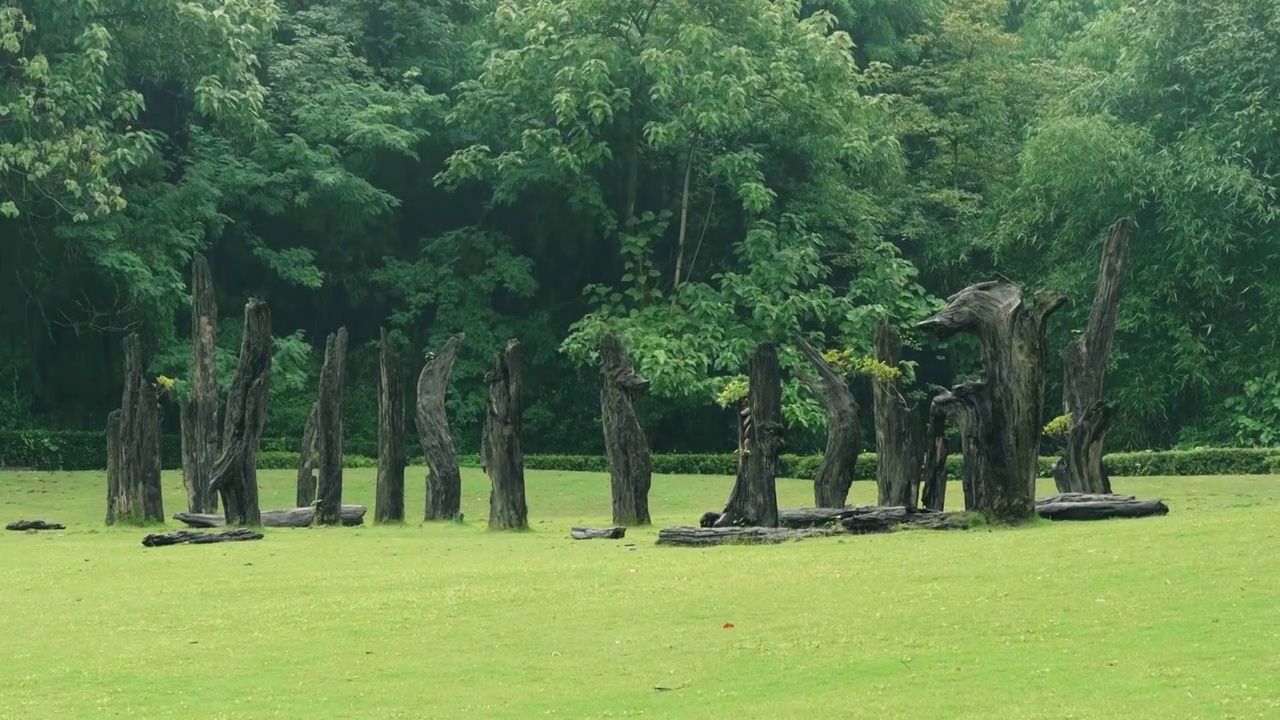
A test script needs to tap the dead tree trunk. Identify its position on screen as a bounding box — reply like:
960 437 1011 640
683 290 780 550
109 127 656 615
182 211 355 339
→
375 328 406 523
105 410 121 524
482 339 528 530
314 327 349 526
919 408 950 512
416 334 465 521
600 333 652 526
107 334 164 525
188 253 219 513
872 321 926 508
295 401 319 507
918 282 1064 523
792 334 859 508
715 343 783 527
1054 219 1131 495
210 298 272 526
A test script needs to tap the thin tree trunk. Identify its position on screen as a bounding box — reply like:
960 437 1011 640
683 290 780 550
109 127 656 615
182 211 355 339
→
189 253 219 513
918 281 1064 523
105 410 121 525
792 334 859 508
109 334 164 525
919 409 950 512
482 339 528 530
315 328 349 526
600 333 652 526
673 145 695 290
210 298 272 527
295 401 319 507
375 328 406 523
715 343 783 527
416 334 465 521
1054 218 1131 495
872 321 926 508
179 398 198 512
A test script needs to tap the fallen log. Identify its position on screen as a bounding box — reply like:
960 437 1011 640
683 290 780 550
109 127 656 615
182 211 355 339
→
776 506 971 532
1036 497 1168 521
1037 492 1134 504
143 528 264 547
6 520 66 531
657 525 840 547
570 526 627 540
174 504 367 528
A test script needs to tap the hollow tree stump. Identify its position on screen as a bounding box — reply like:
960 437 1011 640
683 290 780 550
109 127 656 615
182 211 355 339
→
295 401 319 507
918 282 1064 523
417 334 465 521
482 339 528 530
792 334 859 508
600 333 652 526
715 343 783 527
1054 219 1131 495
210 298 272 526
872 321 926 508
185 253 220 513
375 328 406 523
106 334 164 525
315 328 349 526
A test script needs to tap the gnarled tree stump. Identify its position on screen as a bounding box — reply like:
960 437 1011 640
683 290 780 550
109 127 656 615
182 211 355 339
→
295 401 319 507
315 328 349 526
210 298 272 526
106 334 164 525
715 343 783 527
918 282 1064 523
792 334 858 508
872 321 926 508
600 333 652 526
417 334 465 521
482 339 528 530
185 253 220 513
375 328 406 523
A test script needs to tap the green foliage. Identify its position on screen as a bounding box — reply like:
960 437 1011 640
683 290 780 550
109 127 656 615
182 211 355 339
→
1043 412 1073 438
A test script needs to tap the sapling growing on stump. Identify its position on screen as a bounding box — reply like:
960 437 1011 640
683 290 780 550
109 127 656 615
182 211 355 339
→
792 334 860 509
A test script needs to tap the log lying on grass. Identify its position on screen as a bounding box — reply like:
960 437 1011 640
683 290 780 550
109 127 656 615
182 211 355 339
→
6 520 66 531
1035 494 1168 521
143 528 263 547
570 526 627 540
174 504 367 528
777 506 971 533
657 525 840 547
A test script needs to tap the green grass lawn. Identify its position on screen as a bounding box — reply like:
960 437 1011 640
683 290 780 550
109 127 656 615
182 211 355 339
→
2 467 1277 719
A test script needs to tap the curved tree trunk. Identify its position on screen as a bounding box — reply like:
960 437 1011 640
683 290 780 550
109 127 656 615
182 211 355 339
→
188 253 219 513
375 328 406 523
295 401 319 507
210 298 272 527
483 339 527 530
315 327 349 526
600 333 652 526
792 334 858 508
715 342 783 527
416 334 465 521
1054 218 1131 495
108 334 164 525
918 282 1064 523
872 321 926 508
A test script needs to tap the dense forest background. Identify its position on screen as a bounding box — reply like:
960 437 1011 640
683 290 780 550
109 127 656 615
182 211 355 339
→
2 0 1277 455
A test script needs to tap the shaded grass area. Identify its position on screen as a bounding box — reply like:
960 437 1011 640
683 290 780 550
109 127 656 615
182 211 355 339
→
2 468 1278 718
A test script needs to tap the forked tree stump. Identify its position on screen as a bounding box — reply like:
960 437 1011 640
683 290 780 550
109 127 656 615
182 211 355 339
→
918 282 1064 523
315 328 349 526
600 333 652 526
482 339 528 530
106 334 164 525
375 328 406 523
210 298 272 526
417 334 465 521
184 253 220 514
715 343 783 527
295 401 319 507
872 321 926 508
792 334 859 508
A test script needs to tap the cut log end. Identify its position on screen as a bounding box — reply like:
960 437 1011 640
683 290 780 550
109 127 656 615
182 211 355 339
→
570 526 627 540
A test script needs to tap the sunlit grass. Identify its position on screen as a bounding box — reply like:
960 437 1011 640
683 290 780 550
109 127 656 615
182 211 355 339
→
1 467 1277 718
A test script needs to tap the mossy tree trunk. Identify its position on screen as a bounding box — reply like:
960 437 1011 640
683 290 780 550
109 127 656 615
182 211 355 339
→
872 321 926 508
600 333 652 526
375 328 406 523
715 343 783 527
417 334 465 521
295 401 319 507
482 339 528 530
210 298 272 527
314 327 349 526
792 334 858 509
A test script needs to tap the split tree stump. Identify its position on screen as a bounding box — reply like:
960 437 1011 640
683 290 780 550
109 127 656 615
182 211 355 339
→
482 339 528 530
314 328 348 526
715 343 784 527
106 334 164 525
375 328 406 523
872 321 926 508
793 334 859 508
295 401 319 507
600 333 652 526
417 334 465 521
210 298 272 526
183 253 220 514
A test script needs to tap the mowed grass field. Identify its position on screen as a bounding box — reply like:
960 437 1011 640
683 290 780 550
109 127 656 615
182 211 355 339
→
1 467 1278 719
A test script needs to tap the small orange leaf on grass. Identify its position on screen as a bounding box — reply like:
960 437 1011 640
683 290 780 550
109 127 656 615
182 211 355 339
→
723 622 735 629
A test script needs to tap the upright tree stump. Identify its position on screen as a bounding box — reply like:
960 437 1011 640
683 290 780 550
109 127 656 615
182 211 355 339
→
210 298 272 526
919 410 950 512
295 401 319 507
105 410 122 524
792 334 859 508
918 282 1064 523
600 333 652 526
106 334 164 525
416 334 465 521
375 328 406 523
482 339 528 530
315 328 349 526
185 253 220 513
872 321 926 508
715 343 783 527
1054 219 1132 495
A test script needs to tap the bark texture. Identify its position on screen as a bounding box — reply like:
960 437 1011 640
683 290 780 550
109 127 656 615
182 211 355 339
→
175 504 367 528
295 401 319 507
600 333 652 526
142 529 264 546
375 328 406 523
107 334 164 525
315 328 349 525
872 321 926 508
715 343 783 527
187 253 220 513
918 281 1064 523
209 298 272 526
657 525 839 547
570 527 627 540
1054 219 1132 495
482 339 528 530
792 334 859 508
416 334 465 520
1035 493 1168 521
105 410 121 525
776 506 970 532
919 409 950 512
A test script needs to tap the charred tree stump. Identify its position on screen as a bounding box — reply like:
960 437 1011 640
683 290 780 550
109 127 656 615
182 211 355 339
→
600 334 652 526
295 401 319 507
482 339 528 530
1054 219 1131 495
186 253 220 513
918 282 1065 523
417 334 465 521
175 504 367 528
107 334 164 525
315 328 349 526
715 343 783 528
919 409 950 512
210 299 272 527
792 334 859 508
375 328 406 523
872 322 926 508
105 410 121 525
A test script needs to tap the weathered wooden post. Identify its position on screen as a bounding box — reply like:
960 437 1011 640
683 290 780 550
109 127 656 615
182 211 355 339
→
482 339 527 530
600 333 652 526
